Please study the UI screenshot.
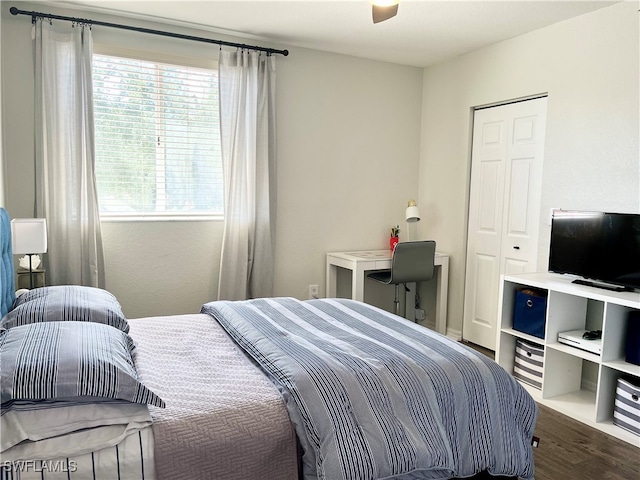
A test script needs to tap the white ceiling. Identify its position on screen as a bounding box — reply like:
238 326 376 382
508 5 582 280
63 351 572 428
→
51 0 618 67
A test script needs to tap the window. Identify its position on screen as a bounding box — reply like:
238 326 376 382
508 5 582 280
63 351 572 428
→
92 52 222 218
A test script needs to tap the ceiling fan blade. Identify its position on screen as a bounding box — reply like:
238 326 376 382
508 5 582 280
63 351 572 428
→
372 4 398 24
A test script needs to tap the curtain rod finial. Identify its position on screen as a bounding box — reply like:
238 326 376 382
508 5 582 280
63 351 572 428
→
10 6 19 15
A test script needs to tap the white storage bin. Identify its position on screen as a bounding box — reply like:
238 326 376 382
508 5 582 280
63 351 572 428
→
513 339 544 390
613 377 640 437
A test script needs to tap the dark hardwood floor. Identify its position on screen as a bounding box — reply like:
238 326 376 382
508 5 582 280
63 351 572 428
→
533 404 639 480
461 341 640 480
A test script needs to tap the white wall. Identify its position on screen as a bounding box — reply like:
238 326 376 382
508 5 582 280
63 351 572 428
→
274 48 423 300
1 2 423 317
419 1 640 337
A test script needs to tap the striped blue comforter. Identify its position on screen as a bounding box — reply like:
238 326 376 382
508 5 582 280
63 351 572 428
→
201 298 536 480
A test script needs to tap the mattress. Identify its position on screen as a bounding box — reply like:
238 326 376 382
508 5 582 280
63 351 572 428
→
0 426 155 480
128 313 298 480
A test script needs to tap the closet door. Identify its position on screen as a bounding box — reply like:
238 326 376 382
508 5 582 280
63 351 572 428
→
463 97 547 350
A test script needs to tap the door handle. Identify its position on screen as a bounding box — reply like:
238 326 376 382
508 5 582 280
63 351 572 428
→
513 245 520 250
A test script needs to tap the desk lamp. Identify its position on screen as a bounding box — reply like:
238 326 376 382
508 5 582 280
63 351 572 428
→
11 218 48 289
405 200 420 241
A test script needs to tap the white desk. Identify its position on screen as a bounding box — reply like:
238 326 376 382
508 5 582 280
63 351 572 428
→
326 250 449 334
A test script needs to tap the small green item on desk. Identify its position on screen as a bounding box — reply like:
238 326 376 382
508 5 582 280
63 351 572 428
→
390 225 400 237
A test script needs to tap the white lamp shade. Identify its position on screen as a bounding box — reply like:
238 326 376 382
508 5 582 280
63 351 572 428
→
11 218 48 255
405 205 421 223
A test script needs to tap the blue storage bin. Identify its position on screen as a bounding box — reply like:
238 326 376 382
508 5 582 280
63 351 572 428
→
626 311 640 366
513 288 548 339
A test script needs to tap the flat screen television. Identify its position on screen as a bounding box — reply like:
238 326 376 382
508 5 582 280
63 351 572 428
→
548 210 640 292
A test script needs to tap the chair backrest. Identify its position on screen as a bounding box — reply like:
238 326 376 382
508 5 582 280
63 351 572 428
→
389 240 436 284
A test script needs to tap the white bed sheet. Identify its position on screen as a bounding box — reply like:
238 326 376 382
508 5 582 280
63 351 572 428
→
2 402 152 460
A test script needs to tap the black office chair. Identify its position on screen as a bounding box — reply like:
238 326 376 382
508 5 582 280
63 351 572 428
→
367 240 436 318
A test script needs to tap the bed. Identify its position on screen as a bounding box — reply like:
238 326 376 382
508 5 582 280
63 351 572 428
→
0 207 537 480
0 293 298 479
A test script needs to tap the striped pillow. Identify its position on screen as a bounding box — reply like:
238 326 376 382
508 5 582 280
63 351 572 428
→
0 321 164 408
0 285 129 332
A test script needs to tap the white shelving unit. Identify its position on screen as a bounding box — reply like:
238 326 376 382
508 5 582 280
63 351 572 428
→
496 271 640 447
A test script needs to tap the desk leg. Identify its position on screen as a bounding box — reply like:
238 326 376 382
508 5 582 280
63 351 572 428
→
352 265 366 302
326 262 338 298
435 258 449 335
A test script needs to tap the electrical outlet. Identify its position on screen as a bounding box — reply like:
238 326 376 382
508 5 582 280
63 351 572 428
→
308 284 319 299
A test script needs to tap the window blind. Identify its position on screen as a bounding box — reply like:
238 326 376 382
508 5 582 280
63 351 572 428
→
93 54 223 217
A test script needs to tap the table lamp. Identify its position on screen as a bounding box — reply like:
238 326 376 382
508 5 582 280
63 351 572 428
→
11 218 48 289
405 200 420 241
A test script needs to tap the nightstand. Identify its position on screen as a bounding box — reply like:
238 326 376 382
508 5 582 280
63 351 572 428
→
16 269 46 289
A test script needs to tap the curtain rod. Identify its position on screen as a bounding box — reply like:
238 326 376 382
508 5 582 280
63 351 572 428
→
9 6 289 57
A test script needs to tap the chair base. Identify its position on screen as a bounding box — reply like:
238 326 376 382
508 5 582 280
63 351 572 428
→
394 284 401 316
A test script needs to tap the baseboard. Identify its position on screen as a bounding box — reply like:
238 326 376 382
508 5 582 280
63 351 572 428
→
446 327 462 341
419 321 461 342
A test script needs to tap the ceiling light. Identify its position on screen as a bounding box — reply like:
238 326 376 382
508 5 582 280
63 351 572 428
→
372 0 399 24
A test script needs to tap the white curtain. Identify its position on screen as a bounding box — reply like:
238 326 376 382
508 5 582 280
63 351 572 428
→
217 50 276 300
34 20 105 287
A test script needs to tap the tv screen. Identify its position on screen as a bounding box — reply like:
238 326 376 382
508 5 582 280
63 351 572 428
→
549 211 640 291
